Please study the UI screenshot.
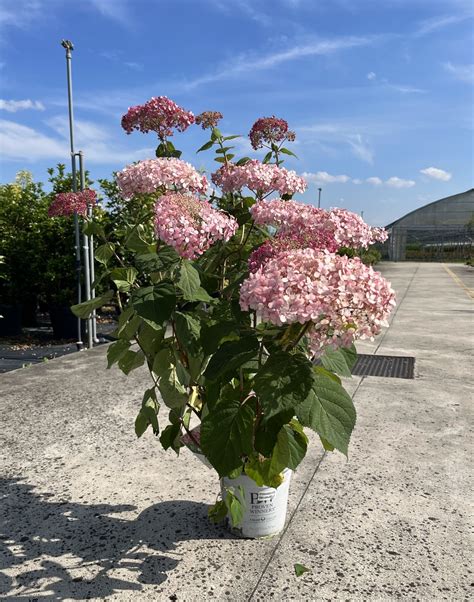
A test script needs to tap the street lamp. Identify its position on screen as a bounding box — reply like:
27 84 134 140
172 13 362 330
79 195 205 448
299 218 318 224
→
318 187 322 209
61 40 97 349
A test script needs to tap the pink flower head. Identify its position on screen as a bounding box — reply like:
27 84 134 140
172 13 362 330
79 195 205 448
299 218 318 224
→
248 227 339 273
211 160 306 196
195 111 223 130
240 248 396 356
154 193 238 259
249 116 296 150
116 158 208 199
250 199 339 260
121 96 194 139
329 208 384 249
48 189 97 217
370 226 389 243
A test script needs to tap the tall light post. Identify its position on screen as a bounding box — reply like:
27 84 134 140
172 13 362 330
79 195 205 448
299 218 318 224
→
318 187 322 209
61 39 83 349
61 40 97 349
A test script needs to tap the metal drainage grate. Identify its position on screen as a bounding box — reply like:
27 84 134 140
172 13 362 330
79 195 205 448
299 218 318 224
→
351 354 415 379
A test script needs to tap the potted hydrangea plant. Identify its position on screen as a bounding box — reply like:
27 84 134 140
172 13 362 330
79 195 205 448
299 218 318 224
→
73 96 395 538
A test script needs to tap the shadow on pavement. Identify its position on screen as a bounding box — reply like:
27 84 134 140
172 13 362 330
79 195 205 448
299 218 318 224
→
0 478 231 599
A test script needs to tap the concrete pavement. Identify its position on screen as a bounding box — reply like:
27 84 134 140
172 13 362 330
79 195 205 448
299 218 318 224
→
0 263 472 601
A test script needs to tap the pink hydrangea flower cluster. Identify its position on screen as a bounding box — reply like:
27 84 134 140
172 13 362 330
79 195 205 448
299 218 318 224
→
248 228 339 272
251 200 388 251
249 116 296 150
121 96 194 138
211 160 307 195
240 249 396 356
329 208 386 249
195 111 223 130
116 158 208 199
154 193 238 259
370 226 389 243
48 189 97 217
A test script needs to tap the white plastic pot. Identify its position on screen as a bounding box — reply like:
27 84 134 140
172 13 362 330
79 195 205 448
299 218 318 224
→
221 469 292 538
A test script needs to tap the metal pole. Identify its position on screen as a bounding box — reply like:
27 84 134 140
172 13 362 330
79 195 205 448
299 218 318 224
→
61 39 83 350
88 204 99 343
318 187 322 209
78 152 93 349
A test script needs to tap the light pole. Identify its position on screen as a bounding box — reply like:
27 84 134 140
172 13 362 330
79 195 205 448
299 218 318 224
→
318 187 322 209
61 39 84 350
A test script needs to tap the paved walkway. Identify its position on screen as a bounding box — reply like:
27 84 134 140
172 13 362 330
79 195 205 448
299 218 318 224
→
0 263 472 601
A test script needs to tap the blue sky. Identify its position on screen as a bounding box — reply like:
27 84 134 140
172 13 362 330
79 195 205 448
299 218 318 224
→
0 0 472 225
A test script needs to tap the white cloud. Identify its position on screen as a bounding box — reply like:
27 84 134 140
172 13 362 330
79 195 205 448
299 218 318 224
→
367 71 376 80
386 176 416 188
443 61 474 83
0 118 151 164
184 35 377 89
347 134 374 164
85 0 132 25
124 61 144 71
420 166 452 181
366 176 383 186
415 13 472 37
0 99 45 112
352 178 362 184
387 84 425 94
303 171 351 185
298 122 375 165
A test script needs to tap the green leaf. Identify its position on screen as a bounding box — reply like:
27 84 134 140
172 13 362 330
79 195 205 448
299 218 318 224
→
294 563 310 577
200 389 255 476
224 485 245 527
107 339 130 368
341 344 357 370
197 140 214 153
191 287 213 303
244 456 284 488
136 322 165 357
235 157 251 166
313 365 341 384
95 242 115 265
214 156 227 163
211 127 222 141
118 349 145 375
208 500 228 523
204 336 259 381
134 410 149 438
319 435 335 452
159 423 181 452
159 367 188 409
131 282 176 329
125 227 154 254
216 147 233 154
262 151 272 164
254 409 294 456
223 135 240 141
177 260 201 301
152 348 172 378
296 371 356 456
269 423 308 474
320 346 357 378
83 221 104 237
110 267 138 293
141 388 159 435
174 311 202 356
280 147 298 158
112 306 134 337
254 352 314 420
200 321 240 355
71 290 114 319
117 314 142 341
